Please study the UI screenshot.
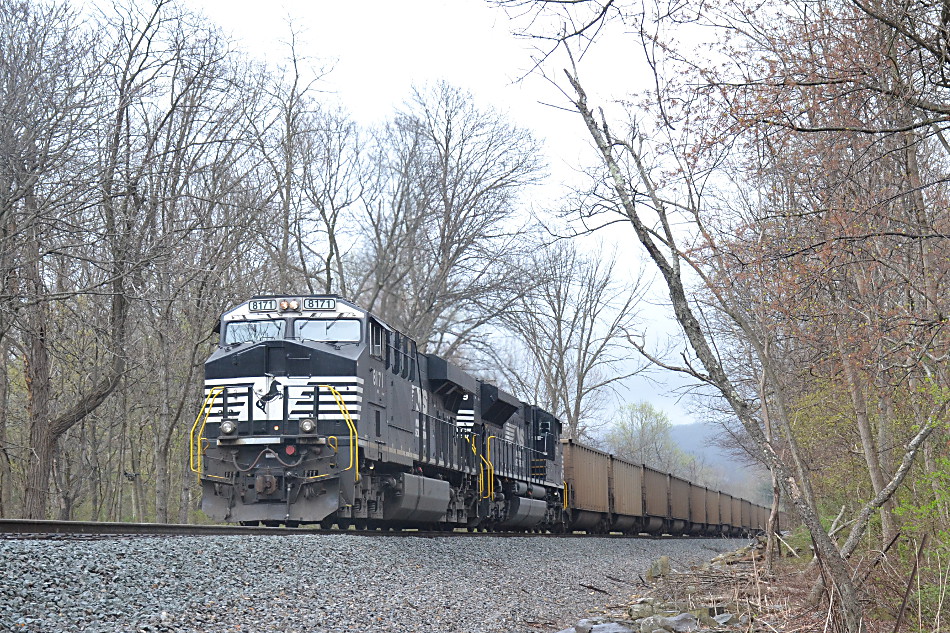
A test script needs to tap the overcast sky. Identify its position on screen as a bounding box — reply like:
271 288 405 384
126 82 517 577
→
194 5 555 129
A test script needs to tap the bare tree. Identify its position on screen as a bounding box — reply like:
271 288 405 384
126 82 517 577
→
492 242 641 438
352 82 545 356
246 27 341 294
300 107 364 296
492 2 944 629
0 0 103 519
5 0 272 520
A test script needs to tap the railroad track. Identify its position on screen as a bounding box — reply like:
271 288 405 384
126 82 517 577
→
0 519 683 540
0 519 334 539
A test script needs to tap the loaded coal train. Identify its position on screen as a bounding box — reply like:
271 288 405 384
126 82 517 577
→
190 295 771 534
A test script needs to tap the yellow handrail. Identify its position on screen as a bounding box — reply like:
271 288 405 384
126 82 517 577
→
303 435 339 482
485 435 497 500
320 384 360 482
190 386 226 474
467 435 485 498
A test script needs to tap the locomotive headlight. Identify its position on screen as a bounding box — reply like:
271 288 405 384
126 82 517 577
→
220 420 237 435
279 298 300 311
299 418 316 434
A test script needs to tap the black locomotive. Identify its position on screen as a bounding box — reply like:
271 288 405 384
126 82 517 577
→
191 295 770 534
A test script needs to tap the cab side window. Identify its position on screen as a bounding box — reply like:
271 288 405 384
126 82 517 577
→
400 336 411 379
370 322 384 359
392 331 402 375
407 340 418 382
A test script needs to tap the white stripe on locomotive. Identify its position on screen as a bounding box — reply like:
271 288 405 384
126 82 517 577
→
203 376 363 423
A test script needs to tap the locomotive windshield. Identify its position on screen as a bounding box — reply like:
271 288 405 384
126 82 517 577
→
293 318 361 342
223 319 285 344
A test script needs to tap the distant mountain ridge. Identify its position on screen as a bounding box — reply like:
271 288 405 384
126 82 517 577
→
668 422 765 500
668 422 733 466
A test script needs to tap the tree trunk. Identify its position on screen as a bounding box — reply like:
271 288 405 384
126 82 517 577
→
178 476 191 524
125 379 147 523
759 364 780 574
154 330 172 523
155 443 170 523
836 327 896 543
23 211 53 519
0 341 11 517
89 425 101 522
53 444 72 521
24 420 55 520
23 290 126 519
115 411 127 521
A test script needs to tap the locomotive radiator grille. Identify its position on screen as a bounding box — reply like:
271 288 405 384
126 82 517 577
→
488 435 544 484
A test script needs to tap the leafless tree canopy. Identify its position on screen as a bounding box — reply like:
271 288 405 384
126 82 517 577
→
490 242 641 440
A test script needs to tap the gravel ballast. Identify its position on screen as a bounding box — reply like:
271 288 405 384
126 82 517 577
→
1 534 750 632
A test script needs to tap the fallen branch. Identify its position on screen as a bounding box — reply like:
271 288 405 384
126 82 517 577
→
775 533 801 558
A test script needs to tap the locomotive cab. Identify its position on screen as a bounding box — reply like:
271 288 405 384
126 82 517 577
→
194 296 368 525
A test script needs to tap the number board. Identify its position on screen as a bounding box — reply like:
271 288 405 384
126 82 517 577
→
303 298 336 311
248 299 277 312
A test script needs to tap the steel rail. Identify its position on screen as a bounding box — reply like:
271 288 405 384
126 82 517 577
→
0 519 726 540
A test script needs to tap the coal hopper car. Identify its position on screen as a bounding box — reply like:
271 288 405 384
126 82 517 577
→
561 440 772 536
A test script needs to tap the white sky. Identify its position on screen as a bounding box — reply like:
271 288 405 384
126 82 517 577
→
196 4 539 117
188 0 700 425
191 0 623 191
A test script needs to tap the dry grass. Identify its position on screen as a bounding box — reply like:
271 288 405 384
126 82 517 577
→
577 534 950 632
588 548 900 632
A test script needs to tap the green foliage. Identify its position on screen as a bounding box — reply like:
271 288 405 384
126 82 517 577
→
604 402 673 459
892 448 950 630
789 381 870 507
780 522 816 569
603 402 683 470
